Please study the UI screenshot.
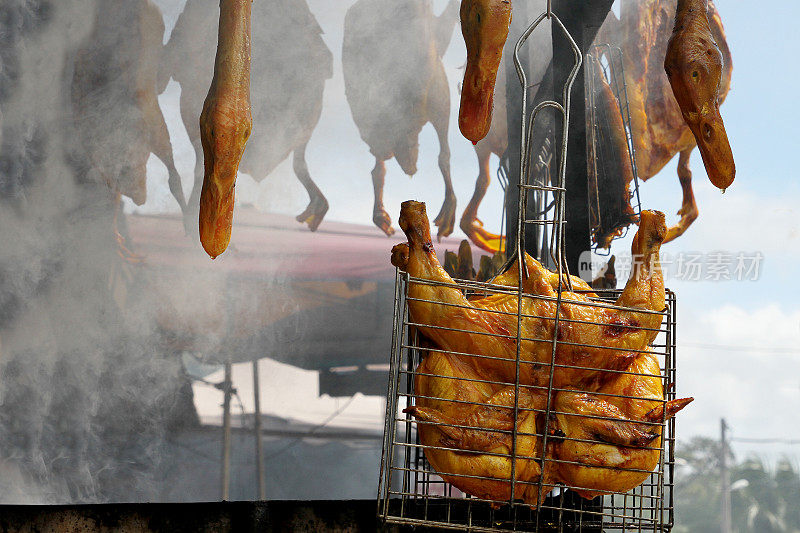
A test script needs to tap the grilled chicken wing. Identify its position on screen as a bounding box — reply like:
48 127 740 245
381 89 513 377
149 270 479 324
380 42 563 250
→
664 0 734 190
553 352 692 499
390 201 667 390
406 350 553 506
458 0 512 144
198 0 253 259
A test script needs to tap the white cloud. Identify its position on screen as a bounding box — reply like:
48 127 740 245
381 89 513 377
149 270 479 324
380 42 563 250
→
701 304 800 347
676 303 800 461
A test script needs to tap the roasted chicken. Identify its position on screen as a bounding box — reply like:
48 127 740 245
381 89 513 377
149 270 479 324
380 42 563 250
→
407 349 554 506
396 201 689 504
553 351 692 499
458 0 512 144
390 201 667 390
198 0 253 259
664 0 734 190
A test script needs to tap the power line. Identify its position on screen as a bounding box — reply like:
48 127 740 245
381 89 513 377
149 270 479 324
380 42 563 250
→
263 395 357 462
731 437 800 445
682 342 800 355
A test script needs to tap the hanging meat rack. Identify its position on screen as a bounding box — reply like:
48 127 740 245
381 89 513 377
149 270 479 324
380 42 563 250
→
378 4 679 532
586 44 643 253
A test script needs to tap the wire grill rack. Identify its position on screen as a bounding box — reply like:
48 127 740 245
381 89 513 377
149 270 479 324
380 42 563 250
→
586 44 643 252
378 274 677 532
379 4 680 531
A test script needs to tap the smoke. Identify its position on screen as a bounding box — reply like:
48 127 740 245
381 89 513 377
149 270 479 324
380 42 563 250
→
0 0 200 503
0 0 532 504
0 0 383 504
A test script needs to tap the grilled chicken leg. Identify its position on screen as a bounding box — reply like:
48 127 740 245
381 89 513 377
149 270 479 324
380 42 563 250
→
664 0 734 190
390 201 667 389
198 0 253 259
406 350 553 506
458 0 512 144
553 352 693 499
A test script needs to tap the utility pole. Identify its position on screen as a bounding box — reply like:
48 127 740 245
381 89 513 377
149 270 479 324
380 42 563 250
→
720 418 732 533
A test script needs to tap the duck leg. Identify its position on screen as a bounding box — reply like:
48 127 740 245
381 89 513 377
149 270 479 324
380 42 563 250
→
371 157 394 236
112 192 145 264
664 148 699 243
293 141 328 231
460 141 504 253
430 65 456 239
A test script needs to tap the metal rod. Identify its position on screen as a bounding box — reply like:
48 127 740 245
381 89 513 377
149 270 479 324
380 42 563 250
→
378 268 403 518
720 418 732 533
221 359 232 501
252 358 265 500
586 45 644 252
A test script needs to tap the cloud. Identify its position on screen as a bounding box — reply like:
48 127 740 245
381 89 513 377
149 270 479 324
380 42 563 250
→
700 304 800 348
676 303 800 461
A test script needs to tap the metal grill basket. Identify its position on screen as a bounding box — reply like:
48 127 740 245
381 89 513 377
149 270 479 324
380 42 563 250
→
378 275 678 532
379 4 681 531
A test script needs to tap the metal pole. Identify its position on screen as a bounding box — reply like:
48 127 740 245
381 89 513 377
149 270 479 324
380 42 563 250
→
253 358 266 499
720 418 732 533
552 0 613 276
221 360 233 500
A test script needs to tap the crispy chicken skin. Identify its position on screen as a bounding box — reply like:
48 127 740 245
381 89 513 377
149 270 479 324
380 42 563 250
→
554 352 692 499
458 0 512 144
664 0 734 190
406 350 554 507
198 0 253 259
391 201 667 390
395 202 691 502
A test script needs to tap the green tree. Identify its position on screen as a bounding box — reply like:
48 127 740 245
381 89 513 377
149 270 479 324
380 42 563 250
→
673 437 800 533
673 436 726 533
729 457 800 533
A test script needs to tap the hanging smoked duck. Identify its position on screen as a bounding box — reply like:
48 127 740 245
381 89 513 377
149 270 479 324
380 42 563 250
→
458 0 512 144
198 0 253 259
664 0 735 190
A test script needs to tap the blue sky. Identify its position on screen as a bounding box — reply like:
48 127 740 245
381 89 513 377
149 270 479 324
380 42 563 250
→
146 0 800 463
